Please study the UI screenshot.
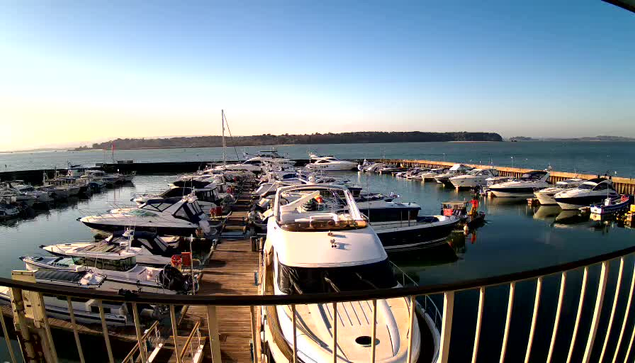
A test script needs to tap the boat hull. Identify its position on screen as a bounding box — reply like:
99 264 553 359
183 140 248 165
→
489 187 541 198
373 217 459 251
81 220 199 236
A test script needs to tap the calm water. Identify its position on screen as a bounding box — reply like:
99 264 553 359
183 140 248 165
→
2 141 635 177
0 172 634 361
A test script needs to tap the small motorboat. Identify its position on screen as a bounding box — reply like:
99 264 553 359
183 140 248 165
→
0 203 20 220
441 201 486 229
590 195 633 215
419 168 448 182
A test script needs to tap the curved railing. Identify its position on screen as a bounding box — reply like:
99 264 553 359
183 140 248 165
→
2 243 635 362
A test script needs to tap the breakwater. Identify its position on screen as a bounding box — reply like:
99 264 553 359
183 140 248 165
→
382 159 635 194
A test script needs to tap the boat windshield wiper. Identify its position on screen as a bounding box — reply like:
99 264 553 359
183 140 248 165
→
291 280 304 294
324 276 341 293
355 273 378 290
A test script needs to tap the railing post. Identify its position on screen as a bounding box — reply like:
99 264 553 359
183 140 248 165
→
0 298 17 363
170 304 182 363
599 257 624 362
98 300 115 363
250 305 259 363
524 277 542 363
292 304 298 363
499 282 515 363
612 260 635 363
547 272 567 363
131 302 147 363
66 297 85 363
371 299 378 363
582 261 609 363
10 288 37 362
567 266 589 363
439 291 455 363
471 287 485 363
332 302 338 363
407 296 416 363
206 305 222 363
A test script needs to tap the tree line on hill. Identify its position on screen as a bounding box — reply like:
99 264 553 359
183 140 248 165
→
77 131 503 150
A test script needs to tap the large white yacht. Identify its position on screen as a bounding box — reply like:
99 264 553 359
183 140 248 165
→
306 155 359 171
449 168 499 189
79 195 214 236
554 178 619 210
261 184 432 362
488 170 551 198
534 178 585 205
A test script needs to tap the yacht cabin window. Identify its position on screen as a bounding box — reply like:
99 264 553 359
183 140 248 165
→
277 260 398 294
72 256 136 271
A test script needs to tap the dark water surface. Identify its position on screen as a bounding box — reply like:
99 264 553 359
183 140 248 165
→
0 172 633 361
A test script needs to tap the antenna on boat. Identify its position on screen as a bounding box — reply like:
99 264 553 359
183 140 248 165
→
221 110 227 168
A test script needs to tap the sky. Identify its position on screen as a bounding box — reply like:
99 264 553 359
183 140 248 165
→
0 0 633 151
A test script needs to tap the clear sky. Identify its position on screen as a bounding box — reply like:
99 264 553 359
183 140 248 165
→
0 0 633 151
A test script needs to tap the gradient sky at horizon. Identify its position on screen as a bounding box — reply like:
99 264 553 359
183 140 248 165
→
0 0 634 151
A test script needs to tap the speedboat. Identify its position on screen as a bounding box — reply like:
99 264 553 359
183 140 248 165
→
434 164 473 187
305 156 358 171
534 178 585 205
0 203 19 220
132 186 221 215
419 168 448 182
0 269 143 326
449 168 499 189
20 253 199 295
41 230 184 267
554 178 619 210
371 215 460 251
262 184 427 362
488 170 551 198
79 195 214 236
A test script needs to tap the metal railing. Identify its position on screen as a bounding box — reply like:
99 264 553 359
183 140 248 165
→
2 244 635 362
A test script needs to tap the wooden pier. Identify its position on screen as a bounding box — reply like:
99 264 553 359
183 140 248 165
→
382 158 635 194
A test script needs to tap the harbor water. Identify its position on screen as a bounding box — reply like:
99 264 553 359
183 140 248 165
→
2 141 635 177
1 168 634 361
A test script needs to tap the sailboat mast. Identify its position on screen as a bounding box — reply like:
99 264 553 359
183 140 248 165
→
221 110 227 167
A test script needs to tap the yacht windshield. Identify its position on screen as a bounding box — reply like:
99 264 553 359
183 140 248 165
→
277 188 367 231
277 260 398 294
72 256 136 271
579 184 595 190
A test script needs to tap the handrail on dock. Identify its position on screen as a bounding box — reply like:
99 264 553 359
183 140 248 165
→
2 242 635 362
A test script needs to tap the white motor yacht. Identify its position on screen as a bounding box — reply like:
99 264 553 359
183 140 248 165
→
434 164 473 187
42 230 183 267
80 195 214 236
488 170 551 198
262 184 429 362
534 178 585 205
306 156 358 171
419 168 448 182
449 168 499 189
554 178 619 210
132 186 220 215
0 269 145 326
20 252 199 295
